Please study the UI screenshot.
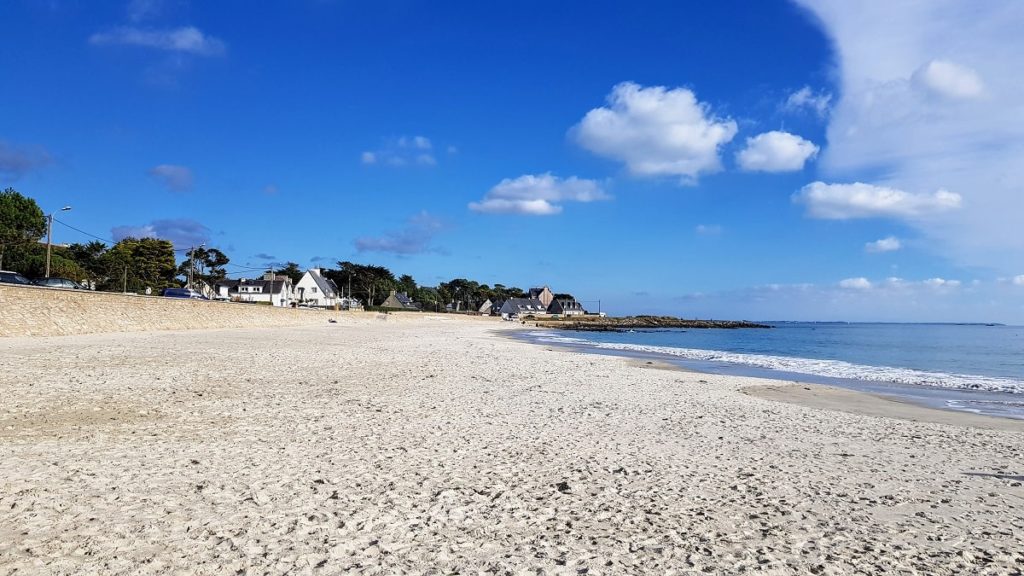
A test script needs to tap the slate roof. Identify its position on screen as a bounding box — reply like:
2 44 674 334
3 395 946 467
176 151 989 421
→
502 297 547 314
549 298 585 313
308 270 339 296
383 291 417 309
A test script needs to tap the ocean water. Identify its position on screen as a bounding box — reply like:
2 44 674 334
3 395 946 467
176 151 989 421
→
519 323 1024 420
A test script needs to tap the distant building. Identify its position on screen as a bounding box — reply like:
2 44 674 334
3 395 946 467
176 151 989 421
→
548 297 586 316
499 297 548 318
478 299 494 315
340 296 363 311
381 290 418 310
213 273 294 307
295 268 340 307
528 286 555 308
489 299 506 316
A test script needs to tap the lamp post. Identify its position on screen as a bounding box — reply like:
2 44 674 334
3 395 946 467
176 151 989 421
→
45 206 72 278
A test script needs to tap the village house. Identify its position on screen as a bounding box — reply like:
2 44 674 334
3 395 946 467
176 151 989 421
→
340 296 363 310
498 297 548 319
478 298 493 315
528 286 555 308
489 299 506 316
548 297 586 316
295 268 340 308
381 290 418 310
213 273 294 307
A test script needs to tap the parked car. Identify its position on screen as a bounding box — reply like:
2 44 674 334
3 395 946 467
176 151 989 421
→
0 270 34 285
33 277 86 290
161 287 209 300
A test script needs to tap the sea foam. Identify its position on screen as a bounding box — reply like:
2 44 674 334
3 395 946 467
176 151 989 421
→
531 331 1024 395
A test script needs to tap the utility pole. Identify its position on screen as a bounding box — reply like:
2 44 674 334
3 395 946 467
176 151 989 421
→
187 246 194 290
44 206 71 278
187 243 205 291
122 265 128 293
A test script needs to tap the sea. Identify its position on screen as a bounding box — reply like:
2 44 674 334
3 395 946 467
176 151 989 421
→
517 322 1024 420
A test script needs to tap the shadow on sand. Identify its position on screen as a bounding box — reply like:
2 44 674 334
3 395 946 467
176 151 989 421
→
963 472 1024 482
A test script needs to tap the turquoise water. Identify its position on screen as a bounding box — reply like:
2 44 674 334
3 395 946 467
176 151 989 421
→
520 323 1024 419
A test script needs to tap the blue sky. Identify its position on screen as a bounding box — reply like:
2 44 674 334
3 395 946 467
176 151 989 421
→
3 0 1023 322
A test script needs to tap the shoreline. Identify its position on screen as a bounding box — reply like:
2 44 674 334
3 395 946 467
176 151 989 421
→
742 383 1024 432
512 324 1024 424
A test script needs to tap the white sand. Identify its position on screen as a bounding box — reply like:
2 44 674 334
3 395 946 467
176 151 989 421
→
1 314 1022 574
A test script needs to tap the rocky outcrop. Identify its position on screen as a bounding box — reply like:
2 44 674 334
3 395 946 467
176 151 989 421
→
535 315 771 331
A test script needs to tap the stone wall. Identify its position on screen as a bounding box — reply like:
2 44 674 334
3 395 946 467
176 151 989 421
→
0 285 342 337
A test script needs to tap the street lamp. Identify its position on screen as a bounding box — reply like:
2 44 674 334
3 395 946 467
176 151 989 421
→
45 206 72 278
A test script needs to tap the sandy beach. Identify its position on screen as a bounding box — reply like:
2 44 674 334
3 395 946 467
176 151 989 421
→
1 314 1023 574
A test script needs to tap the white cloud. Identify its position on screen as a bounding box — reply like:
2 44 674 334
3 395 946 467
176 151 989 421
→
793 182 961 220
1012 275 1024 286
469 173 609 216
912 60 984 100
791 0 1024 272
89 26 226 57
923 277 961 288
126 0 164 22
362 135 439 167
573 82 737 183
412 136 431 150
839 277 872 290
695 224 722 236
865 236 902 253
148 164 193 192
783 86 832 117
736 131 819 172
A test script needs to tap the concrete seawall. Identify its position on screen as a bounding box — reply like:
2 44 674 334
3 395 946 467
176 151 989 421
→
0 285 342 337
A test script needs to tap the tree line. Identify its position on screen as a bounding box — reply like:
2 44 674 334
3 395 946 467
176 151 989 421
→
1 187 227 291
312 262 532 310
1 187 536 307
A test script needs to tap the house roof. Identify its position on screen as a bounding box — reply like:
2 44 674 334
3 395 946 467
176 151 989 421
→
384 291 417 308
502 297 547 313
550 298 585 312
305 269 338 296
528 286 551 298
214 279 289 295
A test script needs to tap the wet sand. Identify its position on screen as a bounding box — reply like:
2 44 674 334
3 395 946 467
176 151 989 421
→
743 383 1024 432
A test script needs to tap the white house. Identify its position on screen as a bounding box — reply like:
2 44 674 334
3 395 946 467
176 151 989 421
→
296 268 340 307
213 273 294 307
